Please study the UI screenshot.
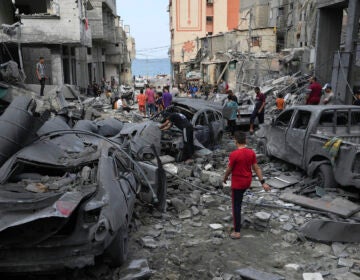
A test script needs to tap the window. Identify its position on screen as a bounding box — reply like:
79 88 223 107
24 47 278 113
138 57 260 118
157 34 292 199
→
336 111 349 126
87 48 92 55
206 16 213 22
351 112 360 125
293 111 311 130
16 0 59 16
196 113 207 126
206 111 216 123
206 0 214 5
319 110 334 126
278 7 284 16
251 36 261 47
275 110 293 127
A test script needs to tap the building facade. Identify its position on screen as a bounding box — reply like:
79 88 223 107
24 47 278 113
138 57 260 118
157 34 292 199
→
168 0 240 84
0 0 134 92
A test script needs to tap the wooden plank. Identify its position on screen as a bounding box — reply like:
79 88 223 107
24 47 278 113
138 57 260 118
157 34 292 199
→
280 193 360 218
235 267 285 280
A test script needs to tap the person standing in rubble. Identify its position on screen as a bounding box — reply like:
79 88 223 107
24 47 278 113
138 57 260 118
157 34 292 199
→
223 132 271 239
145 85 156 116
227 89 238 104
162 86 172 109
36 57 47 97
160 112 194 161
218 79 227 94
306 76 322 105
249 87 266 134
319 84 335 105
226 95 240 136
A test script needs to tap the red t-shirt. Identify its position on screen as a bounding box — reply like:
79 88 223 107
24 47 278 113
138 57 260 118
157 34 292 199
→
307 82 322 105
228 148 257 190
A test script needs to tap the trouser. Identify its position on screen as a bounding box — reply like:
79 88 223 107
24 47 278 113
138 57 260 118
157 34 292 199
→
250 110 265 125
39 78 45 96
228 119 236 135
182 126 194 160
232 189 246 232
148 103 156 115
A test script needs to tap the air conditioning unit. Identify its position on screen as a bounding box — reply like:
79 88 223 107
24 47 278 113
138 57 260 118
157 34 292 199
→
207 0 213 4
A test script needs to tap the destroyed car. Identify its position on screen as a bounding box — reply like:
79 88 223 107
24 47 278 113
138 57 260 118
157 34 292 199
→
154 100 224 161
256 105 360 188
0 105 166 272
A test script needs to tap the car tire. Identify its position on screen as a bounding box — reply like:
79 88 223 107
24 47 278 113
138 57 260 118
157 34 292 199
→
257 138 270 157
315 164 337 189
105 228 128 267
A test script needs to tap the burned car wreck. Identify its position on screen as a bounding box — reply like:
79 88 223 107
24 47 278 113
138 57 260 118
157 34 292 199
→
116 100 224 162
0 97 166 273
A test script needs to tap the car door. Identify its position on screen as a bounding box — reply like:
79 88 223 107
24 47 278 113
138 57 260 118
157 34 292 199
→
267 109 295 159
285 110 311 167
193 111 210 146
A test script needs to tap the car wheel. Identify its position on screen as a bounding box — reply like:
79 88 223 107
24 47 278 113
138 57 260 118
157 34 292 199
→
257 138 270 157
315 164 337 189
105 228 128 267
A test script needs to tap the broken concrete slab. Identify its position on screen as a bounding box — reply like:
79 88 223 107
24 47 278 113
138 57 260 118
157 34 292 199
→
267 175 299 189
116 259 152 280
151 155 175 165
299 219 360 243
302 273 324 280
338 258 354 268
333 272 360 280
209 224 224 230
235 267 285 280
280 194 360 218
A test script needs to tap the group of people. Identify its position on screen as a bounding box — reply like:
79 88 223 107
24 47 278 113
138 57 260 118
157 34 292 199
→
136 85 173 117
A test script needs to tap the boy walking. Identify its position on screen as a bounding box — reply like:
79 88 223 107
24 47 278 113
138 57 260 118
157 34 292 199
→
223 132 271 239
137 89 147 117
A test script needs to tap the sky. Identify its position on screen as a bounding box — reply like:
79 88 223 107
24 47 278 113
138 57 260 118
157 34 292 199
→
116 0 170 59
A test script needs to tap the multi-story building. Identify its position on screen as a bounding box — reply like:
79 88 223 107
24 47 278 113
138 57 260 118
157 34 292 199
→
0 0 134 92
168 0 240 84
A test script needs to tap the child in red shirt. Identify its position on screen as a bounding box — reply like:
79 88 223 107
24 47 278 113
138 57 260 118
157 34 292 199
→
223 132 271 239
137 89 147 117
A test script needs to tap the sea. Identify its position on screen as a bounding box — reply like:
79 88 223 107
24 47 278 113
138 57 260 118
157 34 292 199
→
132 58 171 77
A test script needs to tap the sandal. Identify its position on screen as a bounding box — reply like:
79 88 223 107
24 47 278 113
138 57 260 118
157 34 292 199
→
230 232 241 239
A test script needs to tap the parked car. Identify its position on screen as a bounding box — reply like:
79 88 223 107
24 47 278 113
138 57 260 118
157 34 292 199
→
134 77 146 89
0 109 166 272
256 105 360 188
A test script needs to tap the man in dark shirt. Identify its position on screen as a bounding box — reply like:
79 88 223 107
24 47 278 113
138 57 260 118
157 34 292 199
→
227 89 238 104
354 90 360 106
160 112 194 160
249 87 266 134
306 76 322 105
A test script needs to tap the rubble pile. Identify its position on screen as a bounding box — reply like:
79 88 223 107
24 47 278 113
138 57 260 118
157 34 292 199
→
0 81 360 280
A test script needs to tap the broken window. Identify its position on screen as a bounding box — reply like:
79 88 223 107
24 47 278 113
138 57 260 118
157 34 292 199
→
275 109 293 127
319 110 334 126
351 112 360 125
196 113 207 126
278 7 284 16
336 111 348 126
293 110 311 130
16 0 59 16
251 36 261 47
206 111 216 123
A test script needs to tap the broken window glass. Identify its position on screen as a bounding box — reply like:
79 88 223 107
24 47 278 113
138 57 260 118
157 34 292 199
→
336 111 348 126
275 109 293 127
16 0 59 16
293 110 311 129
206 111 216 123
351 111 360 125
319 110 334 126
196 113 206 126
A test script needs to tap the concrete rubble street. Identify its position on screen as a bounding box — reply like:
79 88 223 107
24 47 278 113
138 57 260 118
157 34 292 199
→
0 0 360 279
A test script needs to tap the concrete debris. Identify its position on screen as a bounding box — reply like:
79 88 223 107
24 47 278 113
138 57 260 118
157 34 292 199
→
209 224 224 230
235 267 285 280
300 219 360 243
338 257 354 268
284 263 301 271
280 194 360 218
302 273 324 280
116 259 152 280
140 237 158 249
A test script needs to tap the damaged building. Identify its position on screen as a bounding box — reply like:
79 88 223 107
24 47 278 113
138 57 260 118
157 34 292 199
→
0 0 135 93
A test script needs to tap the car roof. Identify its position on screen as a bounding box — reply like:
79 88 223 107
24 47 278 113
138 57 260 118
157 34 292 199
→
173 98 221 112
287 105 360 111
